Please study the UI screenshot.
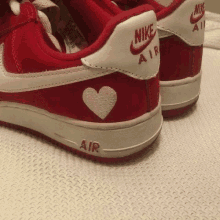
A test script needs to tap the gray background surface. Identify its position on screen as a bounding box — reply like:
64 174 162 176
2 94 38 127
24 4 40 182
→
157 0 220 14
206 0 220 14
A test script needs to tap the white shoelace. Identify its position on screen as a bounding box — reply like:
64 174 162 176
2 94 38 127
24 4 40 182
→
9 0 21 16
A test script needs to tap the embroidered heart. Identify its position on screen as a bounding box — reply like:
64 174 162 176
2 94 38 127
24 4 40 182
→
83 86 117 120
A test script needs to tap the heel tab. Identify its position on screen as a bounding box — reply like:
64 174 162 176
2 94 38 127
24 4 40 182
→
157 0 205 46
82 7 160 80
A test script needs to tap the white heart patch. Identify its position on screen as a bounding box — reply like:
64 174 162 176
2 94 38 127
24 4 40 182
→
83 86 117 120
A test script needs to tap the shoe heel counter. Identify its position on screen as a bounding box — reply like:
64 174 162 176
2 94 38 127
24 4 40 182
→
81 6 160 121
159 35 203 81
146 74 160 112
158 0 205 81
0 5 161 124
80 72 160 122
82 5 160 81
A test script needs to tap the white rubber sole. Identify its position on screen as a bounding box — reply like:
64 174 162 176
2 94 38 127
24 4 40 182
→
0 101 163 159
160 71 202 111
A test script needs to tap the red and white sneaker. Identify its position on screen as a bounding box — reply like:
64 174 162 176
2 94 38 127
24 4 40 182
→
99 0 205 117
0 0 162 162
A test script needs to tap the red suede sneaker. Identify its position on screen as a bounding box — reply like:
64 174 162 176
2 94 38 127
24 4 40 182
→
98 0 205 117
0 0 162 162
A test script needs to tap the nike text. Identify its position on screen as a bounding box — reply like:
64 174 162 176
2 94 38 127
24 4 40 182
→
190 2 205 25
193 3 205 16
135 24 154 44
130 24 156 56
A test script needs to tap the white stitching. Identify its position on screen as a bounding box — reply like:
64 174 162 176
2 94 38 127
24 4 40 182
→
82 58 159 80
0 71 111 92
0 44 113 92
158 25 203 46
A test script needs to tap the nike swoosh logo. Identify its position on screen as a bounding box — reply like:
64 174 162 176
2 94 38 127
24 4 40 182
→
190 11 205 24
130 31 156 55
0 44 113 93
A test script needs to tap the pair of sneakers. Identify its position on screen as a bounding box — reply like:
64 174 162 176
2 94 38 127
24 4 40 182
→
0 0 205 162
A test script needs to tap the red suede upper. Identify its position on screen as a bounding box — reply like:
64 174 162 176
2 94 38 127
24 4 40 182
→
62 0 112 45
0 73 159 123
153 0 186 21
159 35 203 81
4 22 83 73
0 1 160 123
0 3 36 38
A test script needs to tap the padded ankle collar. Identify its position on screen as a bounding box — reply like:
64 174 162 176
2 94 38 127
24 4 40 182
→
0 2 38 38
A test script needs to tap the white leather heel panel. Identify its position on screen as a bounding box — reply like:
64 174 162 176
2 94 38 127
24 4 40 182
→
158 0 205 46
82 10 160 80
